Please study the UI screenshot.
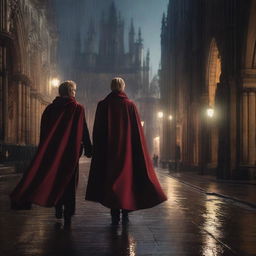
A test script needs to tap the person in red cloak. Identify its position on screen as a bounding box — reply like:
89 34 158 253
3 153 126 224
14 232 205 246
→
10 80 92 226
85 77 167 225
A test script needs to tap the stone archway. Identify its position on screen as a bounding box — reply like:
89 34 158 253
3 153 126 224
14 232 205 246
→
206 38 222 167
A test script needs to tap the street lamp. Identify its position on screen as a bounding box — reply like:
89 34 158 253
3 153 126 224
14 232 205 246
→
157 111 164 119
206 107 214 118
51 78 60 88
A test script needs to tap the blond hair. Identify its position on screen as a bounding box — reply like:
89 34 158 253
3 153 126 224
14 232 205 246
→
111 77 126 91
58 80 76 97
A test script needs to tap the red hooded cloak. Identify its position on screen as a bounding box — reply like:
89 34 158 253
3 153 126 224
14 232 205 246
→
85 91 167 210
10 97 87 207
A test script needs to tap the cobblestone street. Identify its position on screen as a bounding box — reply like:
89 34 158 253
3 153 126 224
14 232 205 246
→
1 158 256 256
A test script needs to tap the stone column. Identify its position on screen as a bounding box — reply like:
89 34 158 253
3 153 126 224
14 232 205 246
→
0 46 3 141
2 47 8 143
242 91 248 163
31 97 36 145
35 98 40 145
26 85 30 144
17 81 22 144
22 83 26 144
248 91 256 165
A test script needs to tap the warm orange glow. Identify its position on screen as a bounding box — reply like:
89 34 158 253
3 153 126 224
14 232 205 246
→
206 108 214 118
51 78 60 88
157 111 163 118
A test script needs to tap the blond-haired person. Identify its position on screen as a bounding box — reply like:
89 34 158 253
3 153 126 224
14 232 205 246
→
11 80 92 227
86 77 167 225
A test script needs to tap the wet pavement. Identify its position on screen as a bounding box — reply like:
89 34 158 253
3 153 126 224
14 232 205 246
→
168 170 256 207
1 158 256 256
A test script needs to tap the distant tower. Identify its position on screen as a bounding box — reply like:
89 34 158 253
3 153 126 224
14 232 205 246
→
135 27 143 67
161 12 167 69
117 11 125 61
85 19 96 54
129 19 135 56
74 31 81 69
85 19 97 67
98 2 126 70
142 49 150 93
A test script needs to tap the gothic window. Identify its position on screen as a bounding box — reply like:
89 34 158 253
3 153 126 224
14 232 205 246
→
207 39 221 107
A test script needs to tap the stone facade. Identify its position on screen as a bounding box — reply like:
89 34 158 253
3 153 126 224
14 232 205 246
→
160 0 256 179
0 0 58 168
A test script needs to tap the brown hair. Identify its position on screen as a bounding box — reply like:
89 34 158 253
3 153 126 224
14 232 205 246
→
58 80 76 97
111 77 126 91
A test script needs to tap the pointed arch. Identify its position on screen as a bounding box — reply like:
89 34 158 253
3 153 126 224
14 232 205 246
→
245 1 256 69
206 38 222 107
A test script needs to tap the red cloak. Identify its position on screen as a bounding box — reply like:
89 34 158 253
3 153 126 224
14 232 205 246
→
10 97 86 207
85 91 167 210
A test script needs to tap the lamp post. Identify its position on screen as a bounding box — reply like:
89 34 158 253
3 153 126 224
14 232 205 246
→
51 78 60 88
157 111 164 165
200 106 215 175
50 78 60 97
157 111 163 119
206 107 214 118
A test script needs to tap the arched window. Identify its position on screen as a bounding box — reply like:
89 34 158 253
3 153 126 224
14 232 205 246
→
207 39 221 107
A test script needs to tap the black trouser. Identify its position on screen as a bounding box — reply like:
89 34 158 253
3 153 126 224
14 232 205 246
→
55 168 78 218
110 209 130 219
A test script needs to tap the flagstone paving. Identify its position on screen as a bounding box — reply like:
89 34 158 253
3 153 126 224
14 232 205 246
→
0 157 256 256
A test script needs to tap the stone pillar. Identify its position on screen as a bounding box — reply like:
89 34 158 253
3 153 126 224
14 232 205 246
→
0 0 7 31
33 97 37 145
0 46 3 141
35 98 40 145
22 83 26 144
30 97 36 145
242 91 248 163
26 85 30 144
17 81 22 144
248 91 255 165
2 47 8 143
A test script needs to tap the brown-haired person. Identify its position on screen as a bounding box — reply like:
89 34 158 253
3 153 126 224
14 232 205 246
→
10 80 92 227
85 77 167 225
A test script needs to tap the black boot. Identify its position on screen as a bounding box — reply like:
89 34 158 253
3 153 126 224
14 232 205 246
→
111 209 120 226
122 210 129 225
55 205 63 219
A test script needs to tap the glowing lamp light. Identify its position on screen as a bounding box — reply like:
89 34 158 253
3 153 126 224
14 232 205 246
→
51 78 60 88
141 121 144 127
168 115 173 120
157 111 164 119
206 108 214 118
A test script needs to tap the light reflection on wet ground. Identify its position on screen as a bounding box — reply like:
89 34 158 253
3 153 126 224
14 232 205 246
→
0 158 255 256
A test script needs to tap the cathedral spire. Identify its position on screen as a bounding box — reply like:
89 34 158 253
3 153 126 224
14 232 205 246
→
129 18 135 34
129 19 135 55
146 49 150 68
85 18 96 54
161 12 167 35
109 1 117 24
138 27 143 44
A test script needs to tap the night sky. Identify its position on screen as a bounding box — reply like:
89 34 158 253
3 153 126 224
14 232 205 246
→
53 0 169 80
